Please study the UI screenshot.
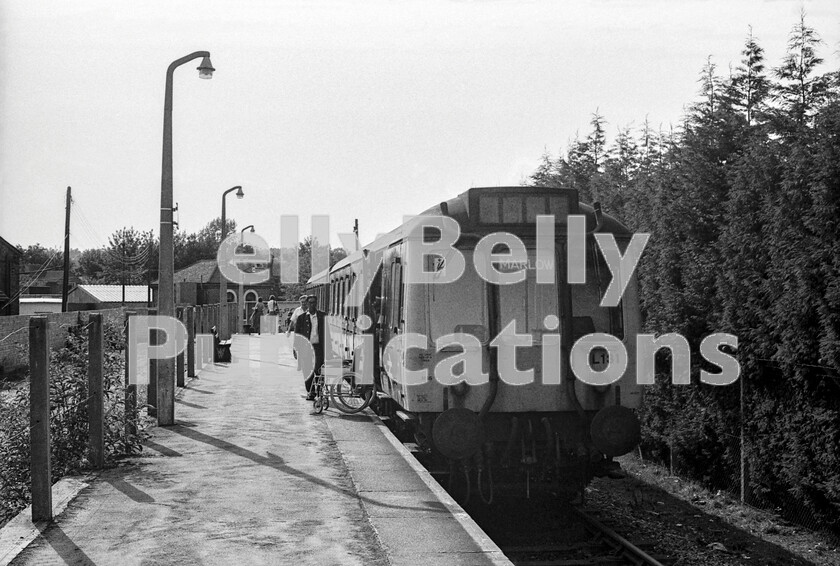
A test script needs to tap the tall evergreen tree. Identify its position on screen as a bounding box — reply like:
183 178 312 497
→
728 27 771 128
774 11 829 127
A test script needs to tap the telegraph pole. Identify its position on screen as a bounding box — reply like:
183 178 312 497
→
61 186 71 312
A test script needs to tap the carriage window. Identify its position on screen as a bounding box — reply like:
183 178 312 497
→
351 273 357 319
340 278 346 316
389 262 402 326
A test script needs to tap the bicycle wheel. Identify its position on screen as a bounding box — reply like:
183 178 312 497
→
313 392 324 414
330 372 374 414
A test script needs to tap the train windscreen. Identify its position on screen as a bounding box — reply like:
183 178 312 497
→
571 244 624 339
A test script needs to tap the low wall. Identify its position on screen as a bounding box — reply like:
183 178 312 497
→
0 307 149 377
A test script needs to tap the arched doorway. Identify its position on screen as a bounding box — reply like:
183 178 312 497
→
244 290 258 328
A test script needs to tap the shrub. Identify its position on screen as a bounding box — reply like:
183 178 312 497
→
0 319 147 527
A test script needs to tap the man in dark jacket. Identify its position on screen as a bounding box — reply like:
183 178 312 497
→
294 296 326 400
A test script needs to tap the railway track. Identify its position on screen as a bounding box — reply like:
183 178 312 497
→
399 435 672 566
500 507 669 566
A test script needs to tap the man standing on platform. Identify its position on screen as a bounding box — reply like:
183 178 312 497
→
294 295 325 400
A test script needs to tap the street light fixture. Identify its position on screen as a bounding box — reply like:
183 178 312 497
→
220 186 244 341
197 57 215 79
157 50 214 427
240 224 255 243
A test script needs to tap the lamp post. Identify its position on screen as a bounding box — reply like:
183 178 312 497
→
219 186 244 340
157 51 214 426
239 225 254 333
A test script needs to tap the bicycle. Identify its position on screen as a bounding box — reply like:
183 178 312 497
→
310 367 374 415
328 371 374 414
309 370 329 414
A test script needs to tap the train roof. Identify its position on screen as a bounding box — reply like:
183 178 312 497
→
314 186 631 281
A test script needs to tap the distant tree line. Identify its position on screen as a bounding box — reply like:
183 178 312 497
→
529 16 840 531
17 218 347 300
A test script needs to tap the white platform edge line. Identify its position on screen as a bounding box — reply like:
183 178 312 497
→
362 412 514 566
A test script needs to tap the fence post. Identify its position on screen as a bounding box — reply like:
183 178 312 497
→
176 306 185 388
29 316 52 522
88 313 104 469
187 306 196 378
124 311 137 448
147 308 157 418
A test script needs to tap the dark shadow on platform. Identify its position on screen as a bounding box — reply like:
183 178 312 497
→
185 388 215 395
144 439 183 457
175 399 207 410
166 424 444 515
42 523 99 566
103 477 156 504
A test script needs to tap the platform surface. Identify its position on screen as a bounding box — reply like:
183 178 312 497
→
3 334 510 566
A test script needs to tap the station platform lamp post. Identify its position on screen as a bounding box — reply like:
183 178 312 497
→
239 225 254 333
219 186 244 340
157 51 214 426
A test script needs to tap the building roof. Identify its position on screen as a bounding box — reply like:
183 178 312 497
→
72 285 150 303
173 259 218 283
0 236 22 255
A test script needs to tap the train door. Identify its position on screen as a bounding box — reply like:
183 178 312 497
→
378 250 404 398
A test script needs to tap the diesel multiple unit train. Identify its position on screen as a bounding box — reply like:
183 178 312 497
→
306 186 642 499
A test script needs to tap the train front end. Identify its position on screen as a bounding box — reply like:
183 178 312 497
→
378 187 643 499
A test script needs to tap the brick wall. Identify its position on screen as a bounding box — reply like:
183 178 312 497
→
0 307 149 377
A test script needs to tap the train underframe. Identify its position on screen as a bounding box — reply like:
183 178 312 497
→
374 396 625 502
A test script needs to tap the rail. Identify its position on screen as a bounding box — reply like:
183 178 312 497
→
571 507 666 566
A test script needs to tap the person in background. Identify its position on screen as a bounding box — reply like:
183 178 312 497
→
249 297 266 335
266 295 278 335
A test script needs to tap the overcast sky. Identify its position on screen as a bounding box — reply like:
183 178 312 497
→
1 0 839 253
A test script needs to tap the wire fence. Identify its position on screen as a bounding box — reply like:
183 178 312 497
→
639 402 837 536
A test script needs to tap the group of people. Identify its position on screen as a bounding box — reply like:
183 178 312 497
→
247 295 282 335
248 293 326 401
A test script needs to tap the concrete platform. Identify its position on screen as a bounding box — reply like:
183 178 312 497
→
1 334 511 566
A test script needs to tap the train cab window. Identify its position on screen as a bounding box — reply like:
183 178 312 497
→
571 245 624 339
428 252 487 342
497 251 559 337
